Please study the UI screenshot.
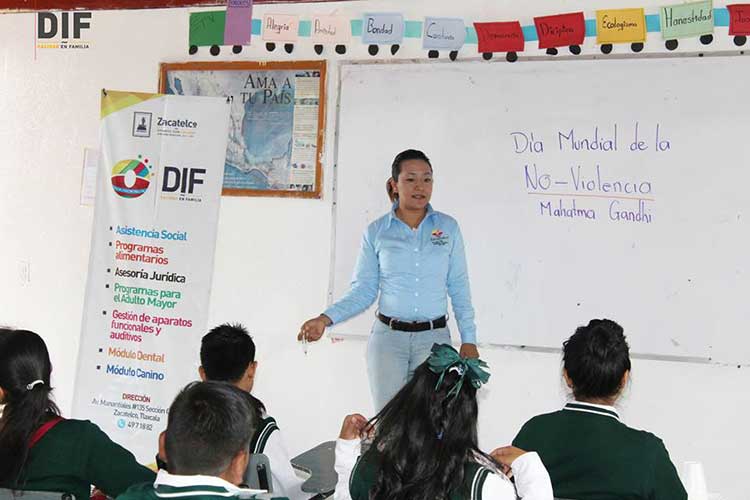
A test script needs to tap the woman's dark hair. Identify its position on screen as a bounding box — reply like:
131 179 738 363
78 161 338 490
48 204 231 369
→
563 319 631 400
366 361 490 500
386 149 433 202
0 328 60 485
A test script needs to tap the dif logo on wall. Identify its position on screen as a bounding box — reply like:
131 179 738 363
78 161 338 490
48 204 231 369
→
36 11 92 49
111 155 152 199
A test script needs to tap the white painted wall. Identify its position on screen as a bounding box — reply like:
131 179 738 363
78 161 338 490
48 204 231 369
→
1 1 747 499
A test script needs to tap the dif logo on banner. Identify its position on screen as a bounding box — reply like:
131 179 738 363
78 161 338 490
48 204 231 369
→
114 111 208 201
110 157 206 199
36 11 92 50
111 156 152 199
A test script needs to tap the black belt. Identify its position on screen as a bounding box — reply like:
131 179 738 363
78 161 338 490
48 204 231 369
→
377 313 447 332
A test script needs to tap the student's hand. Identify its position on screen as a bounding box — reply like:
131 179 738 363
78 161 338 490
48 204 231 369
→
297 314 332 342
338 413 368 440
459 343 479 359
490 446 527 475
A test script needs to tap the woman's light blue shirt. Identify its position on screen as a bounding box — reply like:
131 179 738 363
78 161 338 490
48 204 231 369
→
324 204 477 344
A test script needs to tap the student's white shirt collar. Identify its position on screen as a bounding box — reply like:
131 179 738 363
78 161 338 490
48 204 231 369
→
563 400 621 420
154 469 266 497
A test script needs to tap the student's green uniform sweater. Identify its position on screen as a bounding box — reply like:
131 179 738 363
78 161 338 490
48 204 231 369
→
3 419 155 500
349 448 492 500
513 402 687 500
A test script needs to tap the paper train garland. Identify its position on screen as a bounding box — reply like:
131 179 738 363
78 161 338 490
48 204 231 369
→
188 3 750 61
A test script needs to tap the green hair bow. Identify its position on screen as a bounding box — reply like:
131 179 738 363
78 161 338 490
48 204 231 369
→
426 343 490 401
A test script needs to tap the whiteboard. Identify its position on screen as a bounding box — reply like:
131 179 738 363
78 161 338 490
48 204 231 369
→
330 56 750 362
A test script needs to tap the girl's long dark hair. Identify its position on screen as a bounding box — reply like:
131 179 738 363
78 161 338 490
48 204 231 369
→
0 329 60 485
367 362 490 500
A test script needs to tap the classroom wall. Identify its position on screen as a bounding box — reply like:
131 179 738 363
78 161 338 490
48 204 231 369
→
1 1 747 498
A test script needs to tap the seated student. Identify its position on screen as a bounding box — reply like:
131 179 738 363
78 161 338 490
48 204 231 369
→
513 319 687 500
198 324 306 500
119 381 282 500
334 343 553 500
0 328 154 500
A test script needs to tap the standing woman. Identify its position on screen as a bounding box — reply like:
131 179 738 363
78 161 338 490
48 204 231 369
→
298 149 480 410
0 328 155 500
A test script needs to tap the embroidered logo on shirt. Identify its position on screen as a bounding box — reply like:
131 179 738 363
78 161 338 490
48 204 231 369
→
431 229 449 246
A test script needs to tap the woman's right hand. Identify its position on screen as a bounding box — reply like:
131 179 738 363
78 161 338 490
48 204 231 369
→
297 314 332 342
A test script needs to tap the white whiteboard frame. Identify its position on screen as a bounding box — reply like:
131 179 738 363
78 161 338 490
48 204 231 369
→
326 50 750 366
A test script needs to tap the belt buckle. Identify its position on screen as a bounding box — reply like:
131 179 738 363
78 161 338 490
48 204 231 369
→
429 319 434 330
388 317 395 329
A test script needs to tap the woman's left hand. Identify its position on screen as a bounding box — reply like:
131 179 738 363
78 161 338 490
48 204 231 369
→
459 343 479 359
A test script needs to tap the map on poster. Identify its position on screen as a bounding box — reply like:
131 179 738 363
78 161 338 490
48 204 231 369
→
162 62 325 197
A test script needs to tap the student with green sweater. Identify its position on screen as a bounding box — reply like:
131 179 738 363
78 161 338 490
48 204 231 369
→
334 343 553 500
198 324 305 500
118 381 287 500
0 328 154 500
512 319 687 500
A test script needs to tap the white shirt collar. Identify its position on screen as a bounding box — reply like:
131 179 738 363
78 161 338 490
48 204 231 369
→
563 400 621 420
154 469 266 498
387 202 435 227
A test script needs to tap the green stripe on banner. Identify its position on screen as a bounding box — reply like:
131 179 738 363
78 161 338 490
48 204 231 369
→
465 26 477 44
404 20 423 38
351 19 363 37
124 159 140 173
299 20 311 37
252 18 261 36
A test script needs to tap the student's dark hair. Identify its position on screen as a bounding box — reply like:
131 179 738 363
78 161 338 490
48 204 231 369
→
165 381 258 476
201 323 256 382
0 329 61 486
200 323 265 416
563 318 631 400
366 361 491 500
386 149 433 202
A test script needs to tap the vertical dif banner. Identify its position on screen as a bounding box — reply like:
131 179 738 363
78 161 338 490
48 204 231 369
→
72 91 230 463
